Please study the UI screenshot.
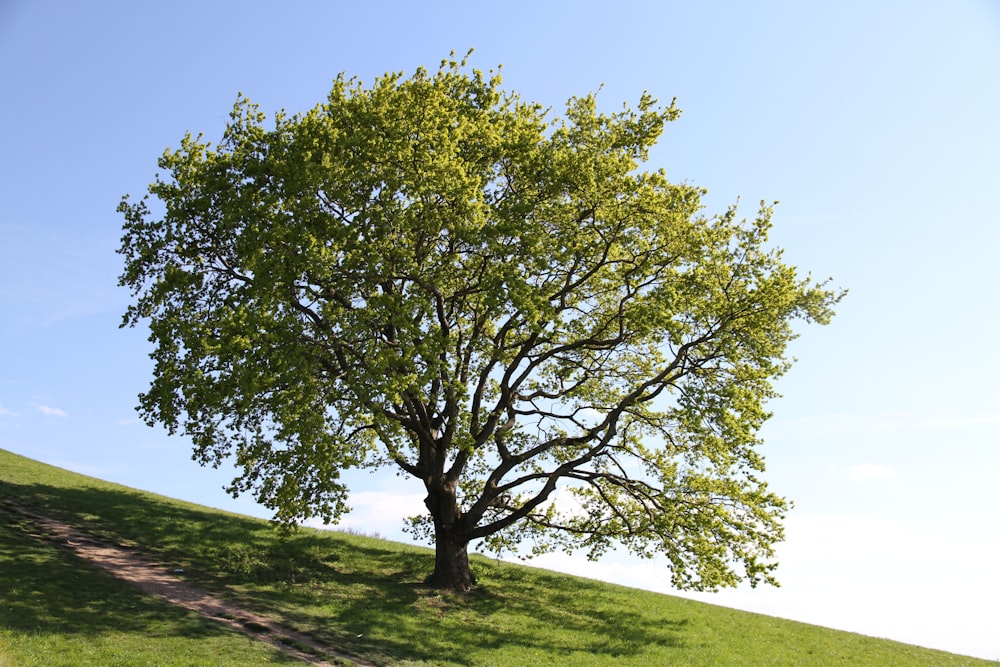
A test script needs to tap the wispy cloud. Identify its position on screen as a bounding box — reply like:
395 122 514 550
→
919 414 1000 428
36 405 69 418
766 411 1000 441
847 463 894 482
0 404 18 417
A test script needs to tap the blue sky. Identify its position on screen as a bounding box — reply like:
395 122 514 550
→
2 0 998 660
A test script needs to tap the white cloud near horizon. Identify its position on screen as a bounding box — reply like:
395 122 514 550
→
302 489 426 540
283 480 1000 659
535 513 1000 660
846 463 894 482
36 405 68 417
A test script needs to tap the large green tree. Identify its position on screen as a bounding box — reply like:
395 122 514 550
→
119 54 841 591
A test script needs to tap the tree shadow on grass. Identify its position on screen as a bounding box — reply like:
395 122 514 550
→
0 477 274 569
222 541 693 665
1 477 693 665
1 510 230 640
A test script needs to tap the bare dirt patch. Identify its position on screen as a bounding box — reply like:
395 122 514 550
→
5 502 372 667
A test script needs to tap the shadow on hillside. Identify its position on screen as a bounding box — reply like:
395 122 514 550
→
0 510 239 640
0 477 274 564
237 542 691 664
0 478 691 664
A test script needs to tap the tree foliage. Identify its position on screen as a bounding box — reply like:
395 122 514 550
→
119 53 842 591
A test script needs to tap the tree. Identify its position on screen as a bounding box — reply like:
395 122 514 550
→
119 53 842 592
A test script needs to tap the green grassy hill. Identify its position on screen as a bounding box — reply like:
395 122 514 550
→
0 448 994 666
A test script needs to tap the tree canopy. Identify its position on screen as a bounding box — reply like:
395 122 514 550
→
119 53 842 591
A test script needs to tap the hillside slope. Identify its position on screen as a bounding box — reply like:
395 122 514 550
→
1 448 994 666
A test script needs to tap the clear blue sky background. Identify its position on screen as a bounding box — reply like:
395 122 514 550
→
2 1 998 660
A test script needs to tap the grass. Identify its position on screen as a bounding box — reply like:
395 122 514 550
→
1 447 995 666
0 500 301 664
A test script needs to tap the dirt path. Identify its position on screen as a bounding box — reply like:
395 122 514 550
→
5 503 374 667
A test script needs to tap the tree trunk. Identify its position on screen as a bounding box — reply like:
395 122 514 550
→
424 481 474 591
427 525 474 591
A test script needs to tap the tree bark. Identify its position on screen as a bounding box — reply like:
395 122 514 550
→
424 481 474 591
427 525 474 591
